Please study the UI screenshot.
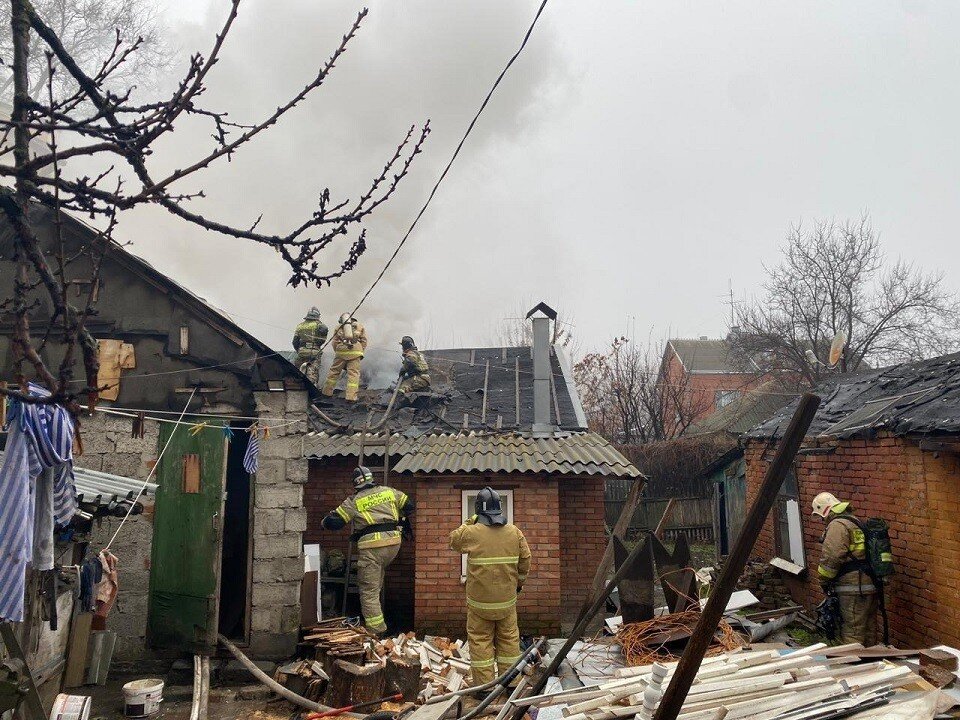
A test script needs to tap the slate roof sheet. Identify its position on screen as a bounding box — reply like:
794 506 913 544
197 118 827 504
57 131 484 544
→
747 352 960 440
303 430 640 478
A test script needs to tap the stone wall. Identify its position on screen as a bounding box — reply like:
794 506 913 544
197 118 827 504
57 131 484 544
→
249 389 310 658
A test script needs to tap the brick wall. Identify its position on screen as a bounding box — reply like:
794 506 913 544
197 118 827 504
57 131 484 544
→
559 476 607 624
744 433 960 647
305 461 606 636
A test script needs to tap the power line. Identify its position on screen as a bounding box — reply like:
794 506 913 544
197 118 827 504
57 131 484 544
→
330 0 551 343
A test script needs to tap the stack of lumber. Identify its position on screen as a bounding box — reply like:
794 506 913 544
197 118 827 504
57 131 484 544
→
514 643 920 720
274 659 330 702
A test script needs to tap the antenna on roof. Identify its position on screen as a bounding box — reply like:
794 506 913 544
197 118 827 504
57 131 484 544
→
828 331 848 367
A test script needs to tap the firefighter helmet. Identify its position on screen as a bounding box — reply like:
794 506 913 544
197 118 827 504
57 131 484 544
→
305 307 321 321
811 491 842 519
475 487 507 527
400 336 417 351
353 466 375 490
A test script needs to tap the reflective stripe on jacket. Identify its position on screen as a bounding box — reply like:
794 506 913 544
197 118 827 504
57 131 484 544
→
334 485 409 548
333 322 368 359
449 518 531 611
818 514 875 594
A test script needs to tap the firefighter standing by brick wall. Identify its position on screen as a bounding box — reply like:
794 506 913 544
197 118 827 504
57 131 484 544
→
812 492 878 645
449 488 531 684
321 466 414 635
322 314 368 402
292 307 328 386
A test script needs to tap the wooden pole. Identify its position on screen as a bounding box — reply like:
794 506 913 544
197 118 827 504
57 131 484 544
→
508 534 652 720
652 394 821 720
654 498 677 540
573 476 645 627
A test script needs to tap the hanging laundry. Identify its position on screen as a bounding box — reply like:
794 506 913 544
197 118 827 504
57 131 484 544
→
243 424 261 474
79 556 103 613
96 339 136 402
92 551 119 631
131 412 146 439
0 384 78 622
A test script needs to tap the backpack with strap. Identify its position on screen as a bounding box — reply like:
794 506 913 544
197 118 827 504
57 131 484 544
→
835 514 895 580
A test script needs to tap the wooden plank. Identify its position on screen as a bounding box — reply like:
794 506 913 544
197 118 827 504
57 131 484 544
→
406 695 459 720
63 612 93 688
183 454 201 493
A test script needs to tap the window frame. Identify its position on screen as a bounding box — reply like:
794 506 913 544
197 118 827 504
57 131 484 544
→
460 489 514 582
773 470 806 567
715 389 742 409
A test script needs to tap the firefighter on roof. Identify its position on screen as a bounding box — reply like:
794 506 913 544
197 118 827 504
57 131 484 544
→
322 313 367 402
398 336 430 398
292 307 328 386
449 487 531 684
321 466 414 635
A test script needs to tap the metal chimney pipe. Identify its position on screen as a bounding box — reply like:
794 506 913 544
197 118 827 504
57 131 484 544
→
531 313 552 435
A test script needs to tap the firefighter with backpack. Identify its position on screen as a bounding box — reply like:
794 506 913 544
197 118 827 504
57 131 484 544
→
811 492 894 646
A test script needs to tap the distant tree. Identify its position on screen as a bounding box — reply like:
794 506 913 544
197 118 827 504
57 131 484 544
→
573 336 711 444
732 217 960 385
0 0 169 99
496 304 578 355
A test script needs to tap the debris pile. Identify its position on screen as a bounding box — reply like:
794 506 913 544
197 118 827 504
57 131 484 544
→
518 643 922 720
286 619 473 708
616 609 743 665
737 560 792 609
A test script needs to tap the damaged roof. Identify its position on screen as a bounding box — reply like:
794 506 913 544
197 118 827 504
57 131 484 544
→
746 352 960 440
303 430 640 477
686 380 799 436
314 345 587 434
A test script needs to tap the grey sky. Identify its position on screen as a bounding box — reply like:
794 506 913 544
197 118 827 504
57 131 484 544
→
121 0 960 358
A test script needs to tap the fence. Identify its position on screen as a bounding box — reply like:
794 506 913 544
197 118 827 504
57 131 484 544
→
604 495 714 545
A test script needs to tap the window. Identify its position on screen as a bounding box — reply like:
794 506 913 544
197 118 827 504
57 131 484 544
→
460 489 513 582
715 389 742 409
773 470 806 566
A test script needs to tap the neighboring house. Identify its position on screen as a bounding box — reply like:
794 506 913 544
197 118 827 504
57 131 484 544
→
612 381 796 553
659 335 765 435
1 204 313 662
743 353 960 648
304 305 640 635
685 381 798 557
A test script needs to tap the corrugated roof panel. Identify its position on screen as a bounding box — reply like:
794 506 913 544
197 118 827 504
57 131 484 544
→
304 432 640 477
304 430 639 477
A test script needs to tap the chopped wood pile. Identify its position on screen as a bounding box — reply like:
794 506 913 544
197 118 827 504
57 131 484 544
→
284 618 474 708
515 643 923 720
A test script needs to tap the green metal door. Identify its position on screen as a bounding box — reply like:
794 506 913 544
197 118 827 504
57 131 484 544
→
148 419 227 652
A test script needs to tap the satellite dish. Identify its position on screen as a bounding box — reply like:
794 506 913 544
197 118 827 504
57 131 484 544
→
828 331 847 366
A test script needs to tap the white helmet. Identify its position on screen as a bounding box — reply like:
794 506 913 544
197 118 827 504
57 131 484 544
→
811 492 842 518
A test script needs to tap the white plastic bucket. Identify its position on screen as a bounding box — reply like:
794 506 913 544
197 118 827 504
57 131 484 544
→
50 693 91 720
122 678 164 717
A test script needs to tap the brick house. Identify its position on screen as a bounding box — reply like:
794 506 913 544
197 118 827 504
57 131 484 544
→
304 305 640 635
660 336 766 435
742 353 960 648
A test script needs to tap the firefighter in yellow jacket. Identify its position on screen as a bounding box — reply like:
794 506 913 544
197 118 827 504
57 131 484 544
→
812 492 878 645
398 336 430 397
321 466 414 635
449 488 531 684
322 313 368 402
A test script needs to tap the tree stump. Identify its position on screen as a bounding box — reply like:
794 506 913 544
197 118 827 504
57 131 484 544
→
385 656 422 702
324 660 386 707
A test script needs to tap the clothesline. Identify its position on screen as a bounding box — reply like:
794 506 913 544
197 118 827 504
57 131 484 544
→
79 403 303 431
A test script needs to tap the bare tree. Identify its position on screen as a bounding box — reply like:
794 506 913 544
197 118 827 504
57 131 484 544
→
495 304 578 355
732 217 960 385
0 0 429 406
0 0 169 99
573 336 711 444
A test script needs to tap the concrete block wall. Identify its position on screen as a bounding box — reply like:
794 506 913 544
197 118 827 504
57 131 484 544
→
249 389 310 658
82 413 160 661
744 433 959 648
